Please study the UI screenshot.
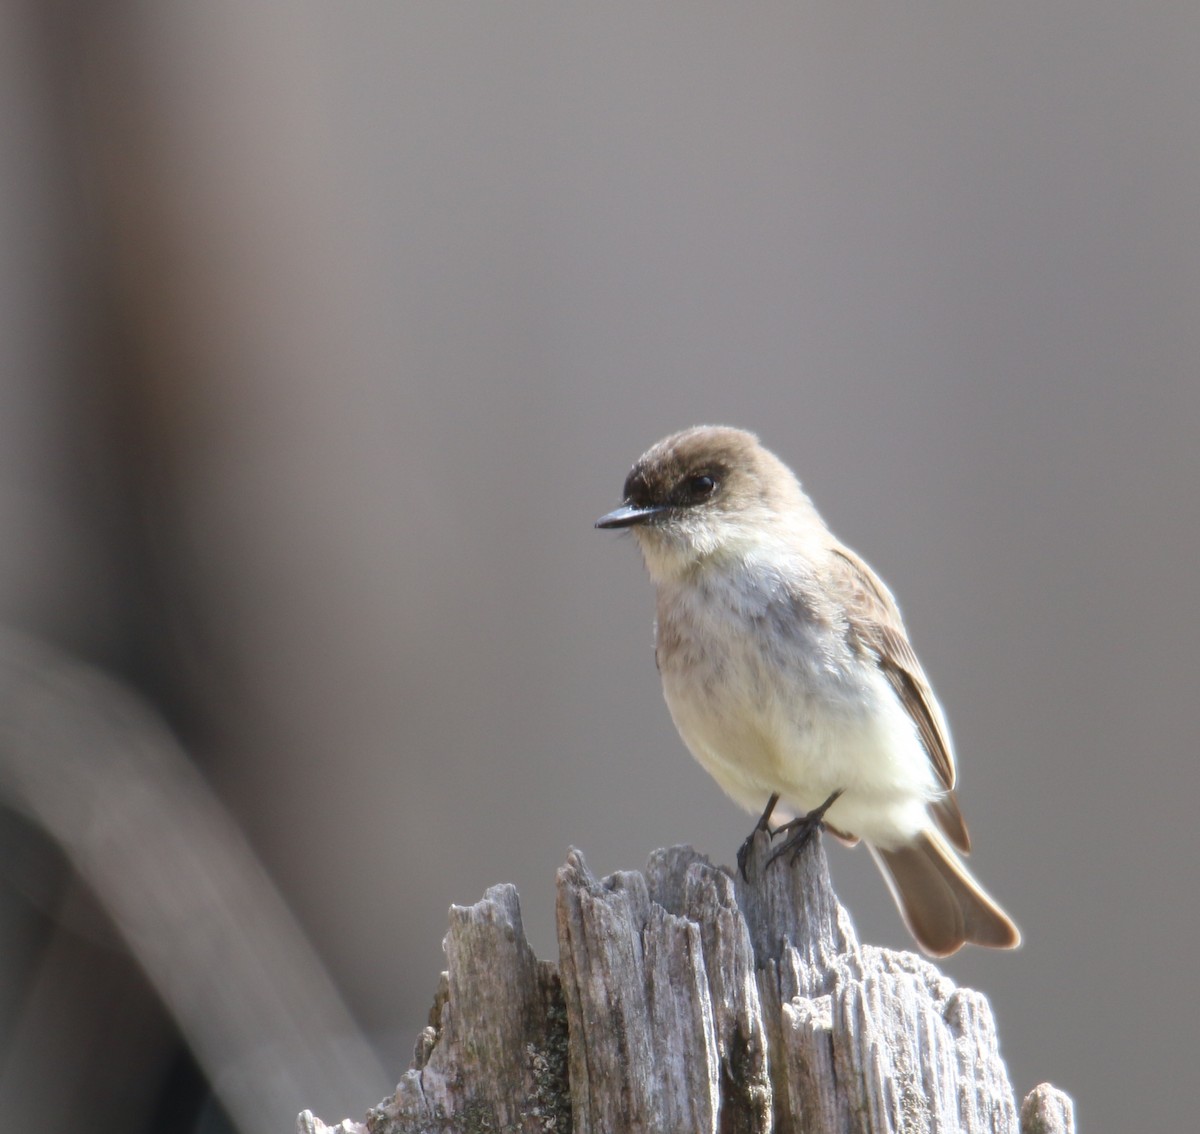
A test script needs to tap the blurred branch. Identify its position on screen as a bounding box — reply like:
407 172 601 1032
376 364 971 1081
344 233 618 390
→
0 629 387 1134
304 833 1074 1134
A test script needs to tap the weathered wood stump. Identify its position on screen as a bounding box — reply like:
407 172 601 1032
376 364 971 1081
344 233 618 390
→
298 832 1074 1134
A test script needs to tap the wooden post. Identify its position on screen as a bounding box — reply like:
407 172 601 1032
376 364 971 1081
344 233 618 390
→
299 832 1074 1134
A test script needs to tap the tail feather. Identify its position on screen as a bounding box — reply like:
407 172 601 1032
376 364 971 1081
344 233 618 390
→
930 791 971 853
871 829 1020 957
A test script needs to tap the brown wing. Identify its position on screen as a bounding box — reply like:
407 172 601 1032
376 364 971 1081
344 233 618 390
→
829 546 971 853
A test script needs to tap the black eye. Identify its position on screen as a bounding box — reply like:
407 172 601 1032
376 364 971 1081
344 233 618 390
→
685 473 718 501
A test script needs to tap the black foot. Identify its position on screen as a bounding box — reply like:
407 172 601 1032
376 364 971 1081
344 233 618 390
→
766 789 844 869
737 793 780 880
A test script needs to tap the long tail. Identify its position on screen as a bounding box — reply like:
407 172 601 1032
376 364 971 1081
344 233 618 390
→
870 829 1021 957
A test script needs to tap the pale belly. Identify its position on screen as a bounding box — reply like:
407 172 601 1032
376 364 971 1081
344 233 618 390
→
658 617 939 848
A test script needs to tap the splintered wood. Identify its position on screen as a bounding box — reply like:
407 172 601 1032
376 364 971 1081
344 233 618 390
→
300 833 1074 1134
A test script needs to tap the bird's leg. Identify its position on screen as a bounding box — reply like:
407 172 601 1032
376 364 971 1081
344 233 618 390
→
736 792 780 879
766 789 844 868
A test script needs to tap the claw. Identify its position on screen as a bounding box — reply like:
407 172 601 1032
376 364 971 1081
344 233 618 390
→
765 789 844 869
736 792 780 879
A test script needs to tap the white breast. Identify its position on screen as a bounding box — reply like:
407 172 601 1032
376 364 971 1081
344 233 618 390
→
655 562 939 847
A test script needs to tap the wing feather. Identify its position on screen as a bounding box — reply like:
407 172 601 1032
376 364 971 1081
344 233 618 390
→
828 546 971 853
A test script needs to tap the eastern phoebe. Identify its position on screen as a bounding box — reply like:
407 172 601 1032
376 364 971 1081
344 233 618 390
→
596 425 1019 956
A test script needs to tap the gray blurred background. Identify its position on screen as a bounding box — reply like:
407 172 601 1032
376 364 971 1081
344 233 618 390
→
1 3 1196 1131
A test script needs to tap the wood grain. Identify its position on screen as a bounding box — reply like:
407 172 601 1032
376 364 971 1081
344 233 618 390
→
300 832 1074 1134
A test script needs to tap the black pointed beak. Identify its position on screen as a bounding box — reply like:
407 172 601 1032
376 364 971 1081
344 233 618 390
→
594 502 669 529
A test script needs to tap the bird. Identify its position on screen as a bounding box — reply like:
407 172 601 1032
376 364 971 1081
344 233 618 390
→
595 425 1019 956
